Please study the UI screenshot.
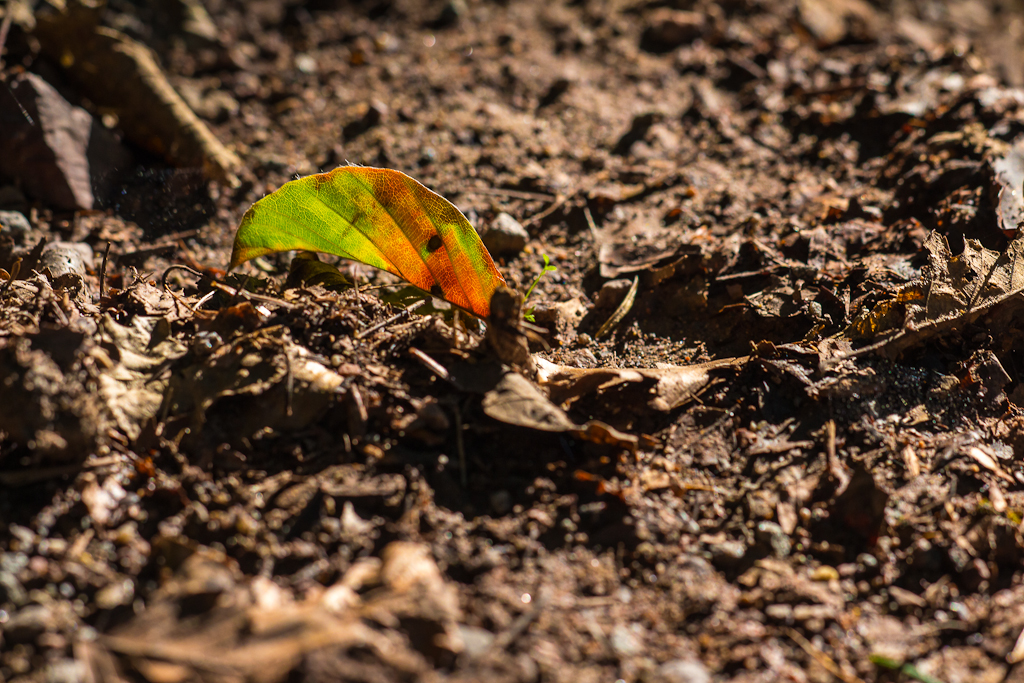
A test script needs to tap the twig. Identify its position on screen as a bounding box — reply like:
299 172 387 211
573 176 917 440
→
595 275 639 339
522 194 570 228
160 263 204 290
408 346 449 380
825 283 1024 366
489 591 548 653
209 280 300 310
462 187 555 202
355 299 426 339
99 242 111 298
0 10 13 70
583 203 598 236
786 628 865 683
283 347 294 418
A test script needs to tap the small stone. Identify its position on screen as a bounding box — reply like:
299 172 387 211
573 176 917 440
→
652 658 711 683
295 53 318 74
0 210 31 244
811 565 840 581
95 579 134 610
678 510 700 535
343 99 388 139
45 658 88 683
609 622 644 657
709 539 746 568
457 624 495 658
755 521 792 558
482 212 529 255
595 279 634 309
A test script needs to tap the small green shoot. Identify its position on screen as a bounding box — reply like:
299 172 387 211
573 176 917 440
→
523 254 557 322
869 654 944 683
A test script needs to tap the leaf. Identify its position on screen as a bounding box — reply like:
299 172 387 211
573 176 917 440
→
285 252 355 291
230 166 507 318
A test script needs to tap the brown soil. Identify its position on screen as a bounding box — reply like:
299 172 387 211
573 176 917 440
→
5 1 1024 682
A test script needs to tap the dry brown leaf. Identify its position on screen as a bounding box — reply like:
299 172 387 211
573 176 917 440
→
535 356 744 411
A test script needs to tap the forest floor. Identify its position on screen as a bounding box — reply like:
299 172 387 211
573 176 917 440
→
5 0 1024 682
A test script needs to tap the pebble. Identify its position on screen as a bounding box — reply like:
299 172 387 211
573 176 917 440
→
811 565 840 581
45 658 88 683
457 624 495 658
482 212 529 255
755 521 792 558
95 579 134 610
595 278 634 309
0 210 31 244
609 622 644 657
709 539 746 567
652 658 712 683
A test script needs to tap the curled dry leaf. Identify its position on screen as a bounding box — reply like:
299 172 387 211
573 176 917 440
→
481 372 639 453
535 356 745 411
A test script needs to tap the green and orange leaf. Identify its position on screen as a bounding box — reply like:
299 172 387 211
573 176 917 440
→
229 166 507 318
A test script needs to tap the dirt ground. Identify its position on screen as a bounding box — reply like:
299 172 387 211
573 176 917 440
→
8 0 1024 681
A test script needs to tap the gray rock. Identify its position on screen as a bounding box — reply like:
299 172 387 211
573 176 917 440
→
652 658 711 683
0 210 31 244
482 212 529 255
0 73 132 210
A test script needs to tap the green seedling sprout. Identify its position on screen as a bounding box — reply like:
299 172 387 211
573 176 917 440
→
523 254 556 322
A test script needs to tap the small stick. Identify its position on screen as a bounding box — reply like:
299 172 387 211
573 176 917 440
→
595 275 639 339
786 628 865 683
98 241 111 298
355 299 426 339
583 203 598 236
490 591 548 652
408 346 449 380
160 263 204 290
462 187 555 202
523 194 569 228
0 10 13 70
